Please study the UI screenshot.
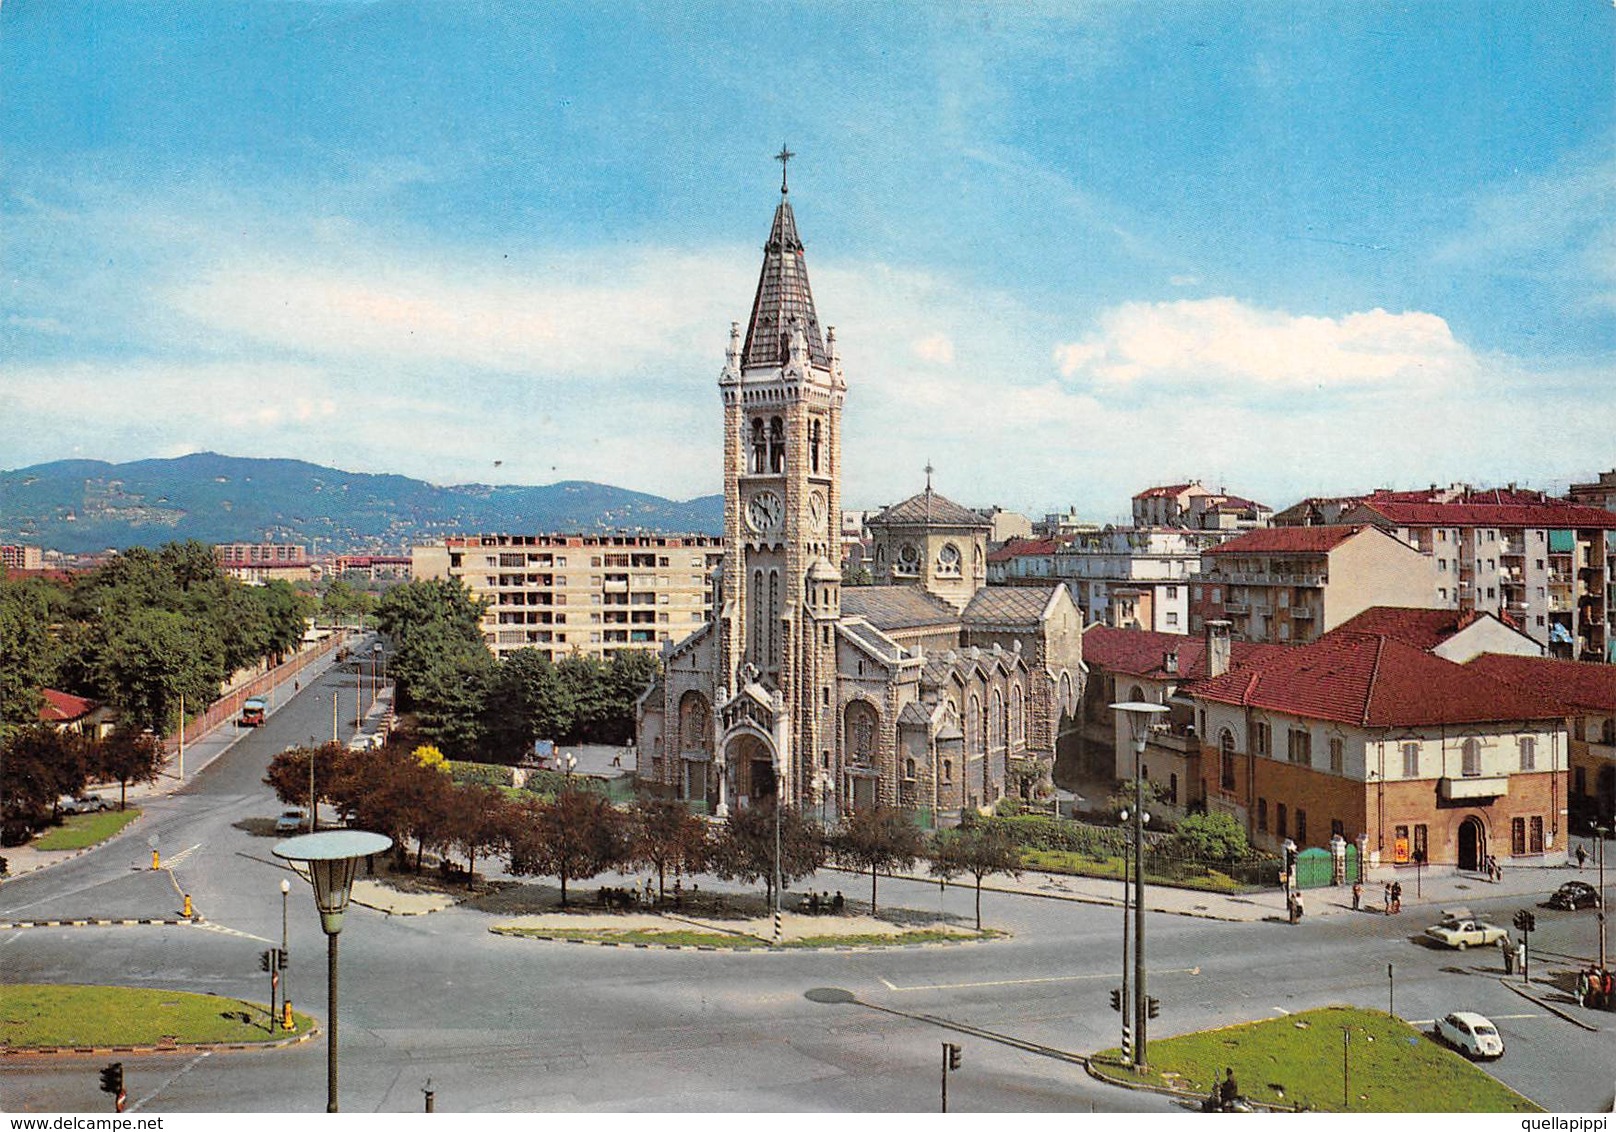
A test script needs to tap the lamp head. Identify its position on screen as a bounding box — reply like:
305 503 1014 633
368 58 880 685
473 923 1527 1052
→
1109 701 1169 745
280 878 291 895
273 830 392 935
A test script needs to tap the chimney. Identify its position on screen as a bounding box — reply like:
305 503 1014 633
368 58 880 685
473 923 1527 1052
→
1205 619 1232 679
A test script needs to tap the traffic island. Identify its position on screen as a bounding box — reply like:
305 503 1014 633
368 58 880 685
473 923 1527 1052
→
1086 1005 1540 1112
0 984 317 1053
28 808 144 852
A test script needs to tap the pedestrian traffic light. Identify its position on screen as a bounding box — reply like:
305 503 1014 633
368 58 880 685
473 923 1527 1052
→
1147 996 1161 1019
99 1062 123 1095
1109 988 1122 1012
947 1043 962 1071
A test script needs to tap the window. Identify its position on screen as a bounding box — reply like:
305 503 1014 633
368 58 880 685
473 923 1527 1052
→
1276 803 1288 838
1402 742 1419 778
1253 722 1271 758
1413 824 1427 862
1329 737 1344 774
1461 738 1481 778
1287 728 1312 766
1511 817 1526 856
1295 809 1307 843
1257 798 1268 832
1330 818 1344 840
942 759 953 784
1530 816 1544 854
904 758 916 780
1211 587 1222 603
1165 585 1178 599
1192 585 1203 601
1438 587 1447 601
1518 736 1536 771
1438 559 1448 572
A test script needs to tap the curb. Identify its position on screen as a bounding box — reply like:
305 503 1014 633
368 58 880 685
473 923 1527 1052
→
0 917 205 930
3 1027 320 1059
1497 975 1601 1033
1082 1058 1295 1113
486 926 1001 952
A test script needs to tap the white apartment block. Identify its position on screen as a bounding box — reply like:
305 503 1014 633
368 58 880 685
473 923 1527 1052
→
411 534 724 662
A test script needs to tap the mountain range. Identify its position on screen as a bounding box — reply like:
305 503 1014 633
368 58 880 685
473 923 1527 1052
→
0 453 724 555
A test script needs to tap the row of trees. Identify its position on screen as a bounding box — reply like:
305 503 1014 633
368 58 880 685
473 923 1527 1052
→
372 578 661 759
0 541 319 736
1 725 167 841
263 742 1022 930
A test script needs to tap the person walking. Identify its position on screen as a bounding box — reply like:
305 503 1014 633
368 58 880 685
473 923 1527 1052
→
1382 882 1391 914
1352 881 1362 911
1390 881 1402 914
1577 845 1588 870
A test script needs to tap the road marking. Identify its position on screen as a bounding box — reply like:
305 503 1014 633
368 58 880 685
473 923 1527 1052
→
879 967 1200 992
194 921 273 943
1272 1007 1291 1015
127 1050 210 1113
164 844 201 868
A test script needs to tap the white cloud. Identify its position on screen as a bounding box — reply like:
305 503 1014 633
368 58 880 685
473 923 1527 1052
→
1052 297 1473 394
911 334 956 365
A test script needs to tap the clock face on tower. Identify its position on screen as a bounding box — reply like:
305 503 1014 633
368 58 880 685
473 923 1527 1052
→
746 490 783 534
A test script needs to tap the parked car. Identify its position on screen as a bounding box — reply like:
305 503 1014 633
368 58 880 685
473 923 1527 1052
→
58 793 111 815
1548 881 1602 910
1434 1011 1504 1059
274 809 307 834
1424 912 1508 950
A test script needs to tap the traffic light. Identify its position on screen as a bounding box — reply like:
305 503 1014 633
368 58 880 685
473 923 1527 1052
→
99 1062 123 1095
1146 996 1161 1019
946 1043 962 1071
1513 910 1536 934
260 949 274 973
1109 988 1122 1013
278 948 289 970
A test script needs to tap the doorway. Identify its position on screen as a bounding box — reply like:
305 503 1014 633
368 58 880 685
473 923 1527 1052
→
1457 815 1486 871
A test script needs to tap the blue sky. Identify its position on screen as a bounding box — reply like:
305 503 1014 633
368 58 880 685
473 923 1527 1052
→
3 1 1612 521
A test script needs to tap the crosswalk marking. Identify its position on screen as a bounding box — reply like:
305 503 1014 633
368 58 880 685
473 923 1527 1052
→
880 966 1201 992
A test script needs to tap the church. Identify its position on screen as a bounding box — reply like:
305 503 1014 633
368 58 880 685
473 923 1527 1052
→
635 162 1085 826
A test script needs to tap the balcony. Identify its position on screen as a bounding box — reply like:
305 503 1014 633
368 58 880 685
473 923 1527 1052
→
1440 775 1509 801
1223 601 1250 615
1290 607 1315 620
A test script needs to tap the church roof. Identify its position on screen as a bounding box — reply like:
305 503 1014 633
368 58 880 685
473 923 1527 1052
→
962 584 1061 625
868 488 991 530
840 586 961 631
740 190 829 369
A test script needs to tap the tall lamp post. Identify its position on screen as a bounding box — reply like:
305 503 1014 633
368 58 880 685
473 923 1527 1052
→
1111 700 1167 1070
1594 823 1609 970
274 830 392 1113
772 751 783 946
280 877 291 1020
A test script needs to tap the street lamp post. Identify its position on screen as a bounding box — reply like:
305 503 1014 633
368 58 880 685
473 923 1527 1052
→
772 753 783 946
1595 824 1609 970
273 830 392 1113
1111 700 1167 1070
280 877 291 1022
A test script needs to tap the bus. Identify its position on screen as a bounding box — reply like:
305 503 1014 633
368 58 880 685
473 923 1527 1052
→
241 697 267 727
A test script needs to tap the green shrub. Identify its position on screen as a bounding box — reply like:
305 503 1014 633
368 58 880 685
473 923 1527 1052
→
447 761 512 789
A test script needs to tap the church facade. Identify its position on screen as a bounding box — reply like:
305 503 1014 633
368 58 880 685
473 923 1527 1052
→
635 171 1084 825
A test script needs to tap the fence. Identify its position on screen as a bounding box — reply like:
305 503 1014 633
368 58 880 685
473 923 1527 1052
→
165 630 352 755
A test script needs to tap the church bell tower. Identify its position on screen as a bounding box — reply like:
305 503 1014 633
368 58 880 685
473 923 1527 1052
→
717 150 845 807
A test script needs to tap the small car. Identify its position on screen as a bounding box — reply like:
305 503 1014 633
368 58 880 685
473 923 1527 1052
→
1434 1011 1504 1060
274 809 307 834
58 794 111 815
1548 881 1601 910
1424 915 1508 950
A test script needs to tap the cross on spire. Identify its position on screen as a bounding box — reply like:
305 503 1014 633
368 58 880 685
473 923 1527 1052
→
775 144 795 194
924 461 934 492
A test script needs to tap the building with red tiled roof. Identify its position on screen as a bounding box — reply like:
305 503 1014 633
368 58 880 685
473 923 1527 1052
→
1191 525 1439 646
1322 606 1541 664
37 688 117 737
1464 652 1616 826
1186 633 1568 868
1338 489 1616 664
1132 481 1270 531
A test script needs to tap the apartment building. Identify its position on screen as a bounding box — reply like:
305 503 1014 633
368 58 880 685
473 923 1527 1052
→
1191 525 1437 644
213 542 318 584
411 534 723 662
1338 488 1616 663
1133 481 1272 530
1568 470 1616 513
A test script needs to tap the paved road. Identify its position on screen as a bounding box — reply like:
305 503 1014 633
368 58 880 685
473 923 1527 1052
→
3 663 1611 1112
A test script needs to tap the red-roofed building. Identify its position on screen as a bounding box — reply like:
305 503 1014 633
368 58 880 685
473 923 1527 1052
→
37 688 117 738
1191 525 1438 646
1322 606 1541 664
1187 633 1569 868
1339 488 1616 663
1465 653 1616 827
1132 481 1271 531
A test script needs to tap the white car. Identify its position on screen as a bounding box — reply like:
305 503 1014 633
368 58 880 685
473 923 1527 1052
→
1424 915 1508 950
58 794 111 815
1434 1011 1504 1060
274 809 307 834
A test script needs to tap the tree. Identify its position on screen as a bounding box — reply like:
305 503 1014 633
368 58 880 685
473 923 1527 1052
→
0 575 67 735
627 797 709 901
2 726 89 837
264 742 349 821
93 726 167 811
555 653 610 742
444 784 513 882
597 650 661 745
831 805 925 915
506 791 627 905
410 646 494 758
88 607 225 734
481 649 575 762
709 801 826 907
1169 811 1249 862
929 820 1024 931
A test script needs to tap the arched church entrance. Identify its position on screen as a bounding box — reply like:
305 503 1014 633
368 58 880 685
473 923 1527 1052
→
1457 815 1486 872
726 732 776 809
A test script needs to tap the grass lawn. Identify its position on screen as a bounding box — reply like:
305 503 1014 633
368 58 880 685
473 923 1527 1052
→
491 925 996 949
1090 1005 1539 1113
31 809 143 852
1021 848 1246 894
0 984 316 1048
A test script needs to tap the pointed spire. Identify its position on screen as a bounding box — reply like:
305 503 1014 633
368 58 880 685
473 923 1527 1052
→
741 156 829 370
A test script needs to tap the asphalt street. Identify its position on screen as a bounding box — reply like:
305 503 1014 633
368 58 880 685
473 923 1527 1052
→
2 659 1612 1113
